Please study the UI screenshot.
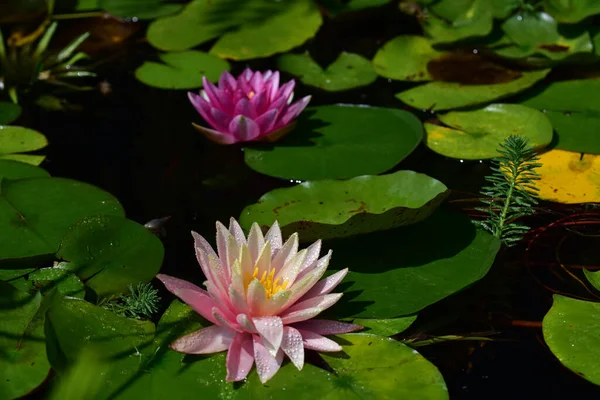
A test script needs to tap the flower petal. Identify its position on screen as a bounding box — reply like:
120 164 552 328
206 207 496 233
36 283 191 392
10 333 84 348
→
202 77 233 113
236 314 257 333
156 274 218 324
246 279 267 315
262 289 291 316
254 241 272 278
281 95 311 126
284 251 331 308
301 268 348 300
228 217 247 246
226 333 255 382
292 319 363 335
250 71 264 94
276 248 307 287
192 231 221 283
228 285 249 315
280 293 343 324
218 71 237 92
272 232 298 272
275 80 295 104
297 329 342 352
213 307 241 332
301 240 322 272
296 250 332 282
265 71 280 101
250 91 268 116
255 109 279 135
229 115 260 142
192 123 237 145
210 107 232 133
253 336 284 383
247 223 265 264
234 98 255 119
265 220 283 256
188 92 212 122
253 316 284 357
281 326 304 370
170 325 234 354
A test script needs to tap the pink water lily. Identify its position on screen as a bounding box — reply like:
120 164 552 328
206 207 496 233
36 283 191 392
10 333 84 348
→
188 69 311 145
157 218 361 383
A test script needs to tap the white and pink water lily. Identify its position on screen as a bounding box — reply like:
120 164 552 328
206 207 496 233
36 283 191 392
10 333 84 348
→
157 218 361 383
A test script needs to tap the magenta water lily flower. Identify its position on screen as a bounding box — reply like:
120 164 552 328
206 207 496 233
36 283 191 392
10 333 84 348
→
188 69 311 145
157 218 361 383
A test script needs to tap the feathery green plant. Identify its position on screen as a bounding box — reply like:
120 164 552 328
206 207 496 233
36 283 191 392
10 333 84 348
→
475 135 542 246
100 282 161 320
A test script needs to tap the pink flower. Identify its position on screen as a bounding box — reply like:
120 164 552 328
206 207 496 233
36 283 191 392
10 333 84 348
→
157 218 361 383
188 69 311 145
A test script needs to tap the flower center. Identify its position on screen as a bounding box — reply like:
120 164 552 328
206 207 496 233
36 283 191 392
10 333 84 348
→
247 91 255 99
250 267 288 299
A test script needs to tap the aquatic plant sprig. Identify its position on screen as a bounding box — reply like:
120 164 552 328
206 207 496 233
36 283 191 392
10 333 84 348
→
100 282 161 320
474 135 542 245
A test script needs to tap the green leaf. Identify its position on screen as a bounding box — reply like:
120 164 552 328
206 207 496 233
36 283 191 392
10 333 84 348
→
277 52 377 91
210 0 322 60
244 105 423 180
0 282 50 400
519 79 600 154
397 68 550 111
323 0 391 15
490 0 521 18
329 209 500 318
99 0 183 20
0 177 124 261
0 126 48 166
584 269 600 291
372 35 442 81
57 215 164 297
422 0 494 44
543 295 600 386
0 102 21 125
0 268 35 281
347 315 417 336
0 159 49 182
425 103 553 160
135 51 230 89
240 170 449 241
9 266 85 298
543 0 600 23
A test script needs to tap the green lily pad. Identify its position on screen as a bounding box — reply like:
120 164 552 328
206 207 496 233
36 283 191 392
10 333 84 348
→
9 266 85 298
239 170 449 241
519 79 600 154
543 0 600 23
584 269 600 291
322 0 391 16
244 105 423 180
0 126 48 166
99 0 183 19
210 0 322 60
347 315 418 336
57 215 164 297
421 0 494 44
397 68 550 111
542 295 600 386
0 159 49 181
0 282 50 400
0 268 35 281
0 102 21 125
425 103 553 160
490 0 521 18
135 51 230 89
329 209 500 318
0 177 124 261
372 35 442 81
277 52 377 91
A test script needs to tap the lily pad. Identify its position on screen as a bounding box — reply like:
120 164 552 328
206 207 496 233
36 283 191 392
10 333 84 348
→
543 295 600 385
277 52 377 91
239 170 449 241
244 105 423 180
372 35 442 81
210 0 322 60
584 269 600 291
421 0 494 44
347 315 418 336
534 149 600 204
99 0 183 20
425 103 553 160
519 79 600 154
543 0 600 23
0 177 124 261
0 159 49 181
9 266 85 298
0 282 50 400
135 51 230 89
0 102 21 125
323 0 391 16
0 126 48 166
0 268 35 281
328 209 500 318
397 69 550 111
57 215 164 297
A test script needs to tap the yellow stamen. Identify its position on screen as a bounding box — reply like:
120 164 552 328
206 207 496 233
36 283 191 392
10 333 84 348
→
247 91 255 99
246 267 289 299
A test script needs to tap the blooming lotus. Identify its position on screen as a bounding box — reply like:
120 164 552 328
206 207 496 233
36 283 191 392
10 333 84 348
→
188 69 311 145
157 218 361 383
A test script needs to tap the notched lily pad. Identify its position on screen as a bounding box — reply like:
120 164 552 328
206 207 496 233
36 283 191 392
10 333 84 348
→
372 35 442 81
420 0 494 44
240 170 449 241
277 51 377 91
0 126 48 166
9 266 85 298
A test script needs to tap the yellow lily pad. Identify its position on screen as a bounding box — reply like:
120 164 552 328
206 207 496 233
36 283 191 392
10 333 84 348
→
535 149 600 204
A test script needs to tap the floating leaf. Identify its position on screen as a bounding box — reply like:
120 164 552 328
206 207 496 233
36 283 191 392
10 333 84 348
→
372 35 442 81
321 0 391 16
244 105 423 180
0 177 124 261
135 51 230 89
99 0 183 20
57 215 164 297
0 159 49 182
210 0 322 60
584 269 600 291
0 282 50 399
534 149 600 204
329 209 500 318
9 266 85 298
397 69 550 111
240 170 448 241
543 0 600 23
277 52 377 91
0 126 48 166
543 295 600 386
0 102 21 125
422 0 494 44
490 0 521 18
519 79 600 154
0 268 35 281
425 104 553 160
347 315 417 336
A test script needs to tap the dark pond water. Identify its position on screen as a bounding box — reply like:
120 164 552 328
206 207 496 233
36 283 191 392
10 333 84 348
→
14 3 600 399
